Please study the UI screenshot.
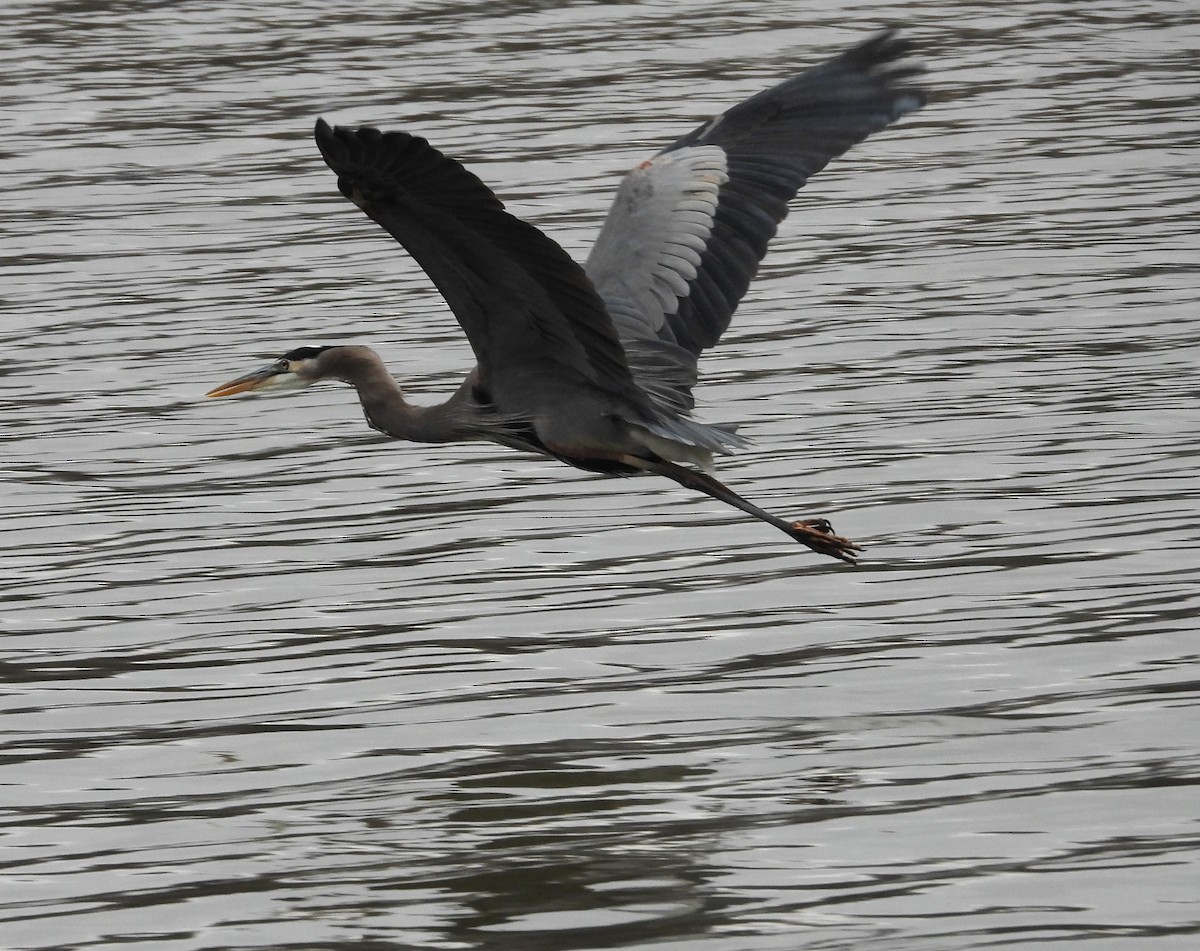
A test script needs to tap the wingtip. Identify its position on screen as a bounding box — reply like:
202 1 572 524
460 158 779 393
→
314 117 337 152
314 117 355 170
859 27 917 58
846 28 925 77
847 28 927 112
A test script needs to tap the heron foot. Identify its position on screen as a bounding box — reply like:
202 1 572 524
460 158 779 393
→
788 518 863 565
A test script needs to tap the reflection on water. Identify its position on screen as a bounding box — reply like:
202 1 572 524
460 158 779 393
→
2 0 1198 948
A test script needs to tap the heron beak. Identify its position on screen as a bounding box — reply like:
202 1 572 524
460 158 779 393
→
205 364 286 398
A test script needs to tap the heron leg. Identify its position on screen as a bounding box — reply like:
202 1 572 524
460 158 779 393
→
614 454 862 564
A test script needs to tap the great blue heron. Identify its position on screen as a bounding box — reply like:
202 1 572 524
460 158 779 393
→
208 31 924 563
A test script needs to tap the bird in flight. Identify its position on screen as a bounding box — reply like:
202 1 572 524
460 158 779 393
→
208 31 924 563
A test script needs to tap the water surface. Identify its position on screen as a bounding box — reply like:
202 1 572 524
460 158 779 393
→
2 1 1198 948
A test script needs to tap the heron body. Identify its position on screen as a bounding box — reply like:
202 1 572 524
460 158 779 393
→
208 32 925 563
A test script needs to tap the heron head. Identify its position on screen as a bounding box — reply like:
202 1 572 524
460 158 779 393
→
205 345 334 398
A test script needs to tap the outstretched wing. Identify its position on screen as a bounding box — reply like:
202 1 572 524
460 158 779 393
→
313 120 649 425
585 30 925 410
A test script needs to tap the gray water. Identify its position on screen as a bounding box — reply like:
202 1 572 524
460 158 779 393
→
3 1 1198 948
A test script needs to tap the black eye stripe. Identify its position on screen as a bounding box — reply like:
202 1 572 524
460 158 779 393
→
281 345 332 362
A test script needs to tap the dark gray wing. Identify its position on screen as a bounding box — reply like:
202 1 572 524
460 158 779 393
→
585 30 925 411
313 120 652 426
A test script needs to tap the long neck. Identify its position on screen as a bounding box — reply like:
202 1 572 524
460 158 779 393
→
320 346 478 444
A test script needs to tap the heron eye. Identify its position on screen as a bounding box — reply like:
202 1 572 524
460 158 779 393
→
275 360 290 373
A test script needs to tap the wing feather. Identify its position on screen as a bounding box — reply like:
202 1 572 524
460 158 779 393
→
313 120 649 426
585 30 925 410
